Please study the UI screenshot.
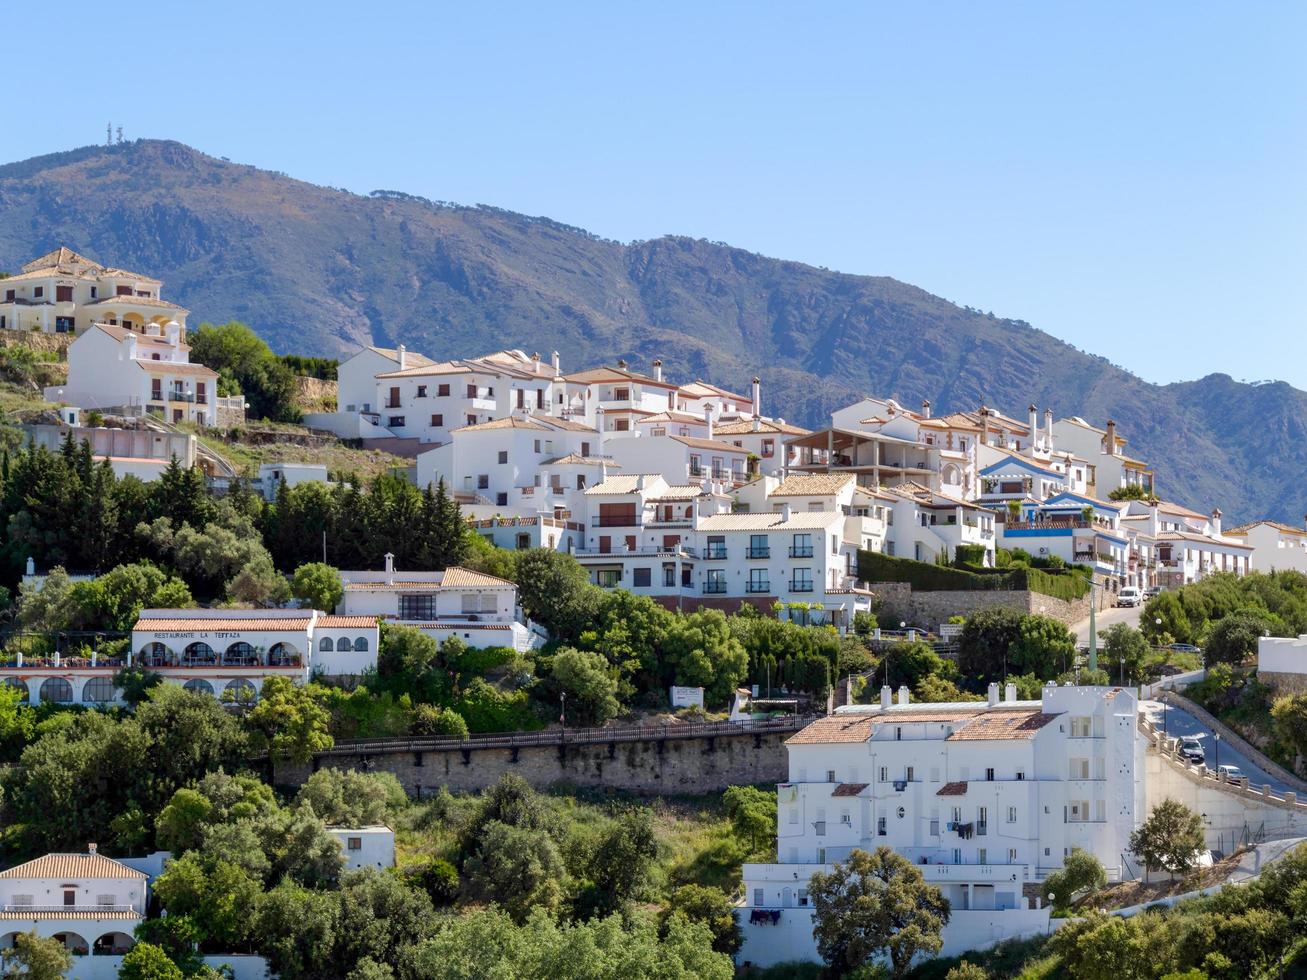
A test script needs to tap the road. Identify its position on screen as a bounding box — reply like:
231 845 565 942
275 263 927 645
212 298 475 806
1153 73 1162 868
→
1072 602 1143 646
1138 698 1295 796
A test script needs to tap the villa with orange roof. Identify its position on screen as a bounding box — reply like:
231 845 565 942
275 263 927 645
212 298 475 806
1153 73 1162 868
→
1224 519 1307 573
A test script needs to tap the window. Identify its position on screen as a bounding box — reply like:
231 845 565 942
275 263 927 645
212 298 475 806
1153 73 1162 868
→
33 286 43 299
496 492 508 506
319 637 333 651
63 889 75 907
117 284 132 296
348 837 362 851
877 816 887 836
354 637 369 652
595 570 621 588
762 438 774 457
906 766 914 782
791 533 813 558
791 568 813 592
977 806 988 836
979 849 987 865
706 535 726 559
826 769 836 783
398 595 437 620
82 676 115 703
633 567 651 587
985 767 995 781
753 888 763 907
689 454 702 476
477 474 489 489
704 568 727 594
466 384 477 398
497 450 508 464
1008 848 1018 863
788 807 798 825
437 383 450 397
387 386 401 408
388 416 405 427
40 678 72 703
1070 716 1092 738
430 414 443 427
748 568 769 593
879 766 887 782
840 809 851 825
11 895 32 907
614 387 630 401
56 285 73 302
895 726 902 741
151 379 162 401
1007 806 1017 823
748 534 769 558
417 385 428 398
1069 758 1090 780
1015 770 1025 780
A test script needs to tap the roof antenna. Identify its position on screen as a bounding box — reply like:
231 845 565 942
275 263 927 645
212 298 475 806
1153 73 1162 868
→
106 122 112 146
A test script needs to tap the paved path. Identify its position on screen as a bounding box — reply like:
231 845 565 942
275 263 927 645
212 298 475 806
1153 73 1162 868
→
1139 699 1294 795
1227 837 1307 882
1073 603 1143 646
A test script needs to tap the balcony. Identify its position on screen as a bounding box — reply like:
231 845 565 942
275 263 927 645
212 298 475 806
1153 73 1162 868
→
3 904 139 915
704 546 728 560
385 399 402 409
703 582 728 595
788 580 815 593
746 582 771 594
747 547 771 559
167 390 195 403
789 546 814 558
594 517 641 528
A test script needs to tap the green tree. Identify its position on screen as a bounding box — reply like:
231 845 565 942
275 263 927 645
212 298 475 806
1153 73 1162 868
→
133 916 204 976
809 846 951 978
1048 912 1178 980
1142 591 1192 644
226 553 292 607
294 769 407 827
330 869 436 976
117 941 185 980
722 785 776 853
1204 611 1273 666
246 677 333 763
410 704 469 738
291 562 343 612
580 808 658 918
1102 623 1152 683
1130 799 1205 876
514 548 596 643
189 321 300 422
660 884 742 955
1008 614 1076 679
1273 693 1307 765
157 787 216 853
378 624 439 680
465 820 569 922
1108 485 1151 501
0 930 72 980
1041 848 1107 910
550 647 621 726
154 854 262 949
252 882 339 980
945 962 990 980
662 609 750 706
956 607 1026 684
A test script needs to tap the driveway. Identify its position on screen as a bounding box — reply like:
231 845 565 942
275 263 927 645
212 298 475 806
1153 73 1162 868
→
1139 699 1295 796
1073 603 1144 646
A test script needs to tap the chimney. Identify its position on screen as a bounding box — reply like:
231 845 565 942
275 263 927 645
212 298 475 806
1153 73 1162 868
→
531 351 541 375
897 685 910 706
1044 408 1054 452
653 358 663 382
1148 498 1160 538
635 474 646 491
1005 682 1017 703
384 552 394 575
987 682 999 707
921 399 931 419
551 350 561 376
88 843 97 855
397 344 407 371
752 415 762 433
752 376 762 416
1104 419 1117 456
1028 404 1037 448
146 322 161 337
617 358 628 370
979 405 990 446
703 403 714 441
165 321 182 347
123 332 137 360
880 685 892 709
782 502 793 522
1211 507 1222 536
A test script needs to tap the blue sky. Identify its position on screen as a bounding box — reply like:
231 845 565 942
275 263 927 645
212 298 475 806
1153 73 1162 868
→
11 2 1305 387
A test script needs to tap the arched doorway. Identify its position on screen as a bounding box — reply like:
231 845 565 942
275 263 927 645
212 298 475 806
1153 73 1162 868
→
93 931 135 955
2 678 28 702
184 642 216 666
39 677 73 704
223 642 256 666
184 678 215 696
268 643 300 667
140 642 171 667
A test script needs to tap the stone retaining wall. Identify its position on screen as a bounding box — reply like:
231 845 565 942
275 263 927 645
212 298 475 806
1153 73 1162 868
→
870 581 1094 630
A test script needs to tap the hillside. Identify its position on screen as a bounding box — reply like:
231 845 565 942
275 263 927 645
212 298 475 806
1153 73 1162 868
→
0 139 1296 521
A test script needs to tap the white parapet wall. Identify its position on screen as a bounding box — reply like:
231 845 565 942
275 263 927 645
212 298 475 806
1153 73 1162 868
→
66 955 268 980
1259 635 1307 691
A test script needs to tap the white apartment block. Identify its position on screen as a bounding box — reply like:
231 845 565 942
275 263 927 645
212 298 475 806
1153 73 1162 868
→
46 321 218 425
0 847 148 956
337 556 540 651
573 473 873 629
329 826 396 871
738 684 1144 968
1225 519 1307 573
0 609 377 707
1052 417 1155 499
1122 500 1251 587
1 247 188 336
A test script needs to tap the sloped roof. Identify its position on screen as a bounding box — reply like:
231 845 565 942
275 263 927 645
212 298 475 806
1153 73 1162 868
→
315 616 380 628
769 474 855 497
678 379 750 401
786 715 877 744
1226 520 1307 538
584 474 667 495
540 454 617 467
364 346 436 368
135 617 312 632
87 295 186 310
831 783 869 797
451 416 551 433
563 365 678 389
696 511 842 532
946 711 1059 741
936 781 968 796
134 361 218 377
713 418 810 436
0 852 145 880
668 435 750 454
439 566 517 589
92 322 189 350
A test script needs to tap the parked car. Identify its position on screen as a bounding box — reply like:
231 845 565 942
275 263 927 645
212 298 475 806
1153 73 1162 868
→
1116 586 1143 607
1144 586 1163 599
1166 643 1201 654
1179 738 1205 764
1216 764 1244 781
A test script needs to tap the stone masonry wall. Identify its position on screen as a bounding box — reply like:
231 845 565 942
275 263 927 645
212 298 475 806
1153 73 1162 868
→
273 729 791 796
871 583 1093 630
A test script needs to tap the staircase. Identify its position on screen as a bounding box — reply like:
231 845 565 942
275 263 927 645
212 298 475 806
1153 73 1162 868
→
140 414 239 479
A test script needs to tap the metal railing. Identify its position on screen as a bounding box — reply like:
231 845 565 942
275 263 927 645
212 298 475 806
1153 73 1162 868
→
747 547 771 559
703 582 728 594
4 904 138 914
789 581 815 592
789 546 814 558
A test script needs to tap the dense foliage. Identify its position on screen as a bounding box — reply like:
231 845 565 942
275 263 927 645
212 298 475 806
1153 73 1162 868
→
1141 570 1307 648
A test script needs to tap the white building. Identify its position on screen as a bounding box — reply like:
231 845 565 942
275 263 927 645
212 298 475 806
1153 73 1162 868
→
0 847 147 956
603 431 753 488
46 321 218 425
1 247 188 336
328 826 396 871
0 609 378 707
21 423 197 482
882 483 996 566
737 684 1144 968
1225 519 1307 573
1051 417 1155 499
337 557 539 651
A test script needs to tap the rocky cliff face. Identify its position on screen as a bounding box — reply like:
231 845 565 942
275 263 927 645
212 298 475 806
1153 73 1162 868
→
0 140 1296 521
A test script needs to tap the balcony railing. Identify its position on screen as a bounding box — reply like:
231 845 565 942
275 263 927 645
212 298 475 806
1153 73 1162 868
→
746 582 771 594
704 547 728 560
168 390 195 403
747 547 770 559
703 582 728 594
789 546 814 558
594 517 641 528
789 581 815 593
3 904 139 914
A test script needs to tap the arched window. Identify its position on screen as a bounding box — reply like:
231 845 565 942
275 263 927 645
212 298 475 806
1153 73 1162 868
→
224 678 256 702
39 678 73 703
82 676 116 703
184 679 215 696
224 642 255 665
268 643 299 667
140 642 170 667
319 637 333 652
335 637 353 652
184 642 215 665
353 636 369 652
3 678 29 702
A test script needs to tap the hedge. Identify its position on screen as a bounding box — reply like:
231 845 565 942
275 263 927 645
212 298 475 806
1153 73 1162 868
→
857 551 1090 602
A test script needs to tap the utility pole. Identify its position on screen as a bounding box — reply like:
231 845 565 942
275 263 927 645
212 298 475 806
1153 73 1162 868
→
1087 579 1099 673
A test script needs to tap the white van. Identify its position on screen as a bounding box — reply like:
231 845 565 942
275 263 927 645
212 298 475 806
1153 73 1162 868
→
1116 586 1142 608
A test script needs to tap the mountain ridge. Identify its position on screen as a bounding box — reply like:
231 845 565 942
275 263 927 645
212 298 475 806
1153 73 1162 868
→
0 139 1298 523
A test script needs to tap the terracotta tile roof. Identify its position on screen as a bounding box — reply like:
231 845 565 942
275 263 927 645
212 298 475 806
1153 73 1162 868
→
584 474 667 495
440 566 517 588
315 616 379 628
653 485 713 500
0 853 146 880
375 362 473 379
786 715 877 744
770 474 855 496
135 361 217 377
1156 531 1252 550
936 781 968 796
540 454 617 467
1226 520 1307 538
563 366 678 389
451 417 552 433
22 246 101 273
884 482 982 510
934 413 985 432
93 322 189 350
668 435 750 454
712 418 810 436
538 416 599 433
678 379 750 402
87 295 186 310
134 617 312 632
697 511 842 532
365 346 436 368
0 909 142 920
1156 500 1209 521
637 410 706 425
343 581 442 591
852 485 897 501
946 711 1059 741
831 782 869 797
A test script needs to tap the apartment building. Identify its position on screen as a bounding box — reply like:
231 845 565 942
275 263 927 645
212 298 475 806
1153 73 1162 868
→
47 321 218 424
883 483 997 566
337 555 540 651
1052 417 1155 498
714 416 811 478
737 684 1144 967
1 247 188 335
560 361 680 431
1123 500 1251 586
998 492 1132 588
21 422 197 481
603 429 753 488
0 847 148 955
573 474 874 628
1225 520 1307 573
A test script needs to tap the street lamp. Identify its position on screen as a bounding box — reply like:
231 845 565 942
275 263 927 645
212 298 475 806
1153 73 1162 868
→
1046 893 1056 932
1212 732 1221 772
560 691 567 741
